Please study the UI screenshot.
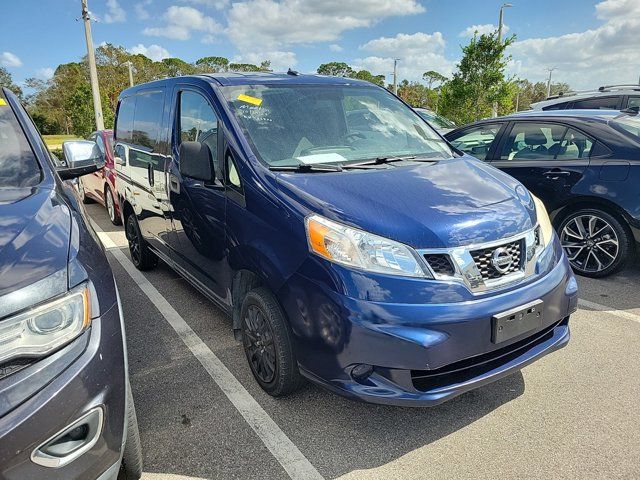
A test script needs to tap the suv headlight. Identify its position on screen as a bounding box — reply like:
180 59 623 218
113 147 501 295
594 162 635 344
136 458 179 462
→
305 214 431 277
0 285 90 364
532 194 554 249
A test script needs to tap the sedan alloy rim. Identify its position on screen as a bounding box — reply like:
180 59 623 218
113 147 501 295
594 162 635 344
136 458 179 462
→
126 220 141 264
561 214 619 273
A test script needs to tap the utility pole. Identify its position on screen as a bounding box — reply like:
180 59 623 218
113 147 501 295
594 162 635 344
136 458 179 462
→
393 58 399 95
493 3 513 117
546 67 557 98
125 61 134 87
81 0 104 131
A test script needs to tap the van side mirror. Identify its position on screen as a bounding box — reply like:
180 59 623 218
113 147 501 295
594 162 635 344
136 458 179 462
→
57 140 105 180
179 141 215 182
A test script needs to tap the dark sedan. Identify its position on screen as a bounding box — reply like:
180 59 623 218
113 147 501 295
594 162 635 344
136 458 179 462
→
445 109 640 277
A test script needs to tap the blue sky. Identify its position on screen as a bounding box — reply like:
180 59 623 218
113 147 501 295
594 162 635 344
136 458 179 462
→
1 0 638 90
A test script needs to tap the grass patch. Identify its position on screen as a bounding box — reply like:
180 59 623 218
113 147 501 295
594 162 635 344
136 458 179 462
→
43 134 80 148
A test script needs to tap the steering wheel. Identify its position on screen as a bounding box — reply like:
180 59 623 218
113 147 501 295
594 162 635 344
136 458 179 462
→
344 132 366 143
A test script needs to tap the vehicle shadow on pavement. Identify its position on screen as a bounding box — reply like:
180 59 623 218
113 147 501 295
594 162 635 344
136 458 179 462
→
268 372 525 479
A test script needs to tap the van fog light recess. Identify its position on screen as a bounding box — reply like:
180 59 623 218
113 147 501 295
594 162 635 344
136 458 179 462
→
351 364 374 381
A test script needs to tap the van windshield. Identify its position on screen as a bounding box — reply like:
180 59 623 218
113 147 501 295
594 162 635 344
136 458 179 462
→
220 84 453 167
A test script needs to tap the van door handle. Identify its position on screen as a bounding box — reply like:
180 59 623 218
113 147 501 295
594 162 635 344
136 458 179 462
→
169 174 180 194
542 169 570 179
147 163 154 187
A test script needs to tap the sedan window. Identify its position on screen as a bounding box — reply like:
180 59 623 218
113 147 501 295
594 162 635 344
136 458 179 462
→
500 123 593 161
571 96 620 110
448 124 501 160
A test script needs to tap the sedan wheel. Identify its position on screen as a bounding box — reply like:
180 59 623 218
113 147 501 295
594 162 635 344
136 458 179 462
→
559 209 631 278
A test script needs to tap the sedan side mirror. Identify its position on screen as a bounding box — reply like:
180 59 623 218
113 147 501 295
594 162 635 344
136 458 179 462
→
58 140 105 180
179 141 215 182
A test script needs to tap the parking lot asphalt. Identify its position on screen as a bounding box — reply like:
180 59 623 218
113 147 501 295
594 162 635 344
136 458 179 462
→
85 204 640 480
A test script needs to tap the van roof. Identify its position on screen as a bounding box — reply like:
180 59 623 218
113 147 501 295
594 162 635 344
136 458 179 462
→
119 72 375 97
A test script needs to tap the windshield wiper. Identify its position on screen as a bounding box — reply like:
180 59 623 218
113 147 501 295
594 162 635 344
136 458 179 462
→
269 162 343 173
346 155 416 168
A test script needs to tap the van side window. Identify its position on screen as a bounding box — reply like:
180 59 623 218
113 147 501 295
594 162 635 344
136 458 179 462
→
130 90 165 170
227 154 241 189
179 91 219 174
133 90 165 150
115 96 135 143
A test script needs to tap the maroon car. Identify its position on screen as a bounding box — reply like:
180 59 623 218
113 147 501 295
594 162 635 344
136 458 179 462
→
77 130 122 225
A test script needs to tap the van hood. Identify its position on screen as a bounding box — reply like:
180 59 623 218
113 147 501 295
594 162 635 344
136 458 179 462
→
276 156 537 249
0 187 71 297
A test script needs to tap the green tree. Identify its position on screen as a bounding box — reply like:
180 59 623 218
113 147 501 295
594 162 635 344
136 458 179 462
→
422 70 447 90
229 63 262 72
162 58 198 77
352 69 385 87
0 67 22 98
317 62 354 77
439 32 516 124
195 56 229 73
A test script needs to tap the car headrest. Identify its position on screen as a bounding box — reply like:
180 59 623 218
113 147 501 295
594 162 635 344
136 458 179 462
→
524 128 547 146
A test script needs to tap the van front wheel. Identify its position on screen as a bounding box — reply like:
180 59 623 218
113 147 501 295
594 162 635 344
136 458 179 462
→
241 288 302 397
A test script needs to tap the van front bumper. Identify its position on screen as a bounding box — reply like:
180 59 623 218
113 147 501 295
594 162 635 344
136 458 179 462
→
0 302 126 479
279 244 577 406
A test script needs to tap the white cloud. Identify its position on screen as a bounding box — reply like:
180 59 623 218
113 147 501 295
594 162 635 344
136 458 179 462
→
134 0 152 20
329 44 343 52
36 67 54 80
143 6 223 41
104 0 126 23
129 43 172 61
233 50 297 71
226 0 425 51
508 0 640 89
181 0 229 9
355 32 453 82
459 23 506 38
1 51 22 68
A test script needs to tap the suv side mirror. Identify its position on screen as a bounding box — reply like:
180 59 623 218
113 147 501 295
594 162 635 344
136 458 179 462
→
179 141 214 182
58 140 105 180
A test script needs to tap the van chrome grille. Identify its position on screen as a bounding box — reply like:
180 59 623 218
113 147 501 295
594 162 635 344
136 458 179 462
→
470 240 523 280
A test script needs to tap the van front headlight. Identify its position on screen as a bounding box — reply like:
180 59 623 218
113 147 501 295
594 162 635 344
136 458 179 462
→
532 195 555 249
305 214 431 277
0 285 91 364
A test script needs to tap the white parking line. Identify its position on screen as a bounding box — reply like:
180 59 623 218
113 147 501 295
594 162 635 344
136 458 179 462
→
578 298 640 324
93 224 324 480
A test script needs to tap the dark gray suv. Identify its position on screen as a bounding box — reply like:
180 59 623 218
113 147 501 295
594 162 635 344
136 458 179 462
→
0 88 141 479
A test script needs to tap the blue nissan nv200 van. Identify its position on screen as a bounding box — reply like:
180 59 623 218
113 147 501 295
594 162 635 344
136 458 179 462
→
111 73 578 406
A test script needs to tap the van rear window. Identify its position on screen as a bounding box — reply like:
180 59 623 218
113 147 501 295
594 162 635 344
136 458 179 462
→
0 101 41 188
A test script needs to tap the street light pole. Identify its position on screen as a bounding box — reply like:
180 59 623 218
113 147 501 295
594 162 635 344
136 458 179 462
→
493 3 513 117
126 61 134 87
393 58 399 95
546 67 557 98
81 0 104 131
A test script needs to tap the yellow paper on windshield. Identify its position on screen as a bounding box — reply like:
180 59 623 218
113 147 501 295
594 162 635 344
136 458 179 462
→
237 94 262 106
0 99 6 106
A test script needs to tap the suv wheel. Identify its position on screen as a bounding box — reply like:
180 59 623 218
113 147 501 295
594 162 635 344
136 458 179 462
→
558 208 632 278
125 214 158 271
241 287 302 397
118 384 142 480
105 186 121 226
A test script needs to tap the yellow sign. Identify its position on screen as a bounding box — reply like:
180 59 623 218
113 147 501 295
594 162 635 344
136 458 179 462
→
237 94 262 106
0 99 7 106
